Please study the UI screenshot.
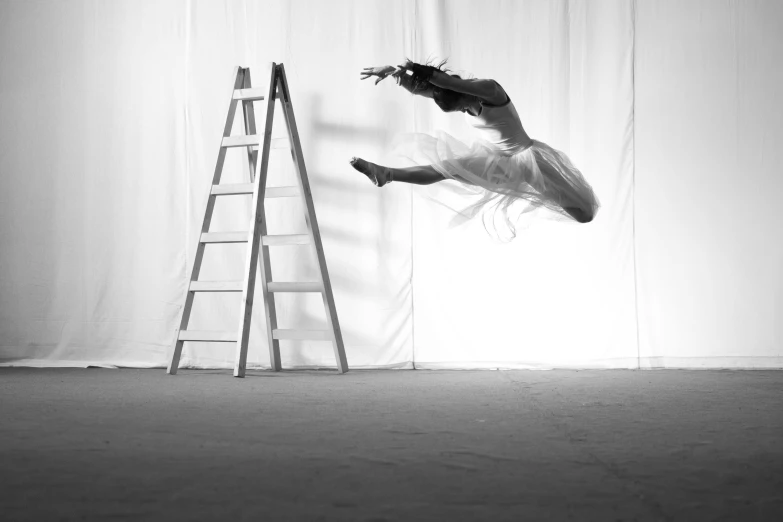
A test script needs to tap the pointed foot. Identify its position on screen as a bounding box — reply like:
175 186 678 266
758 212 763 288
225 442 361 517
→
351 157 390 187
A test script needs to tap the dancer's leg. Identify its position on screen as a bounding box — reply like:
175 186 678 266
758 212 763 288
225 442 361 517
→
351 157 445 187
389 165 445 185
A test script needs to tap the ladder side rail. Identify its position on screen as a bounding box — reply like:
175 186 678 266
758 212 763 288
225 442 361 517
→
233 63 282 377
168 66 245 375
276 64 349 374
258 65 283 372
241 66 282 370
242 70 259 183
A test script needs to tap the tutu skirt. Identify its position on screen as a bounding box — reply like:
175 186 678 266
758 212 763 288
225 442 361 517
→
393 130 600 240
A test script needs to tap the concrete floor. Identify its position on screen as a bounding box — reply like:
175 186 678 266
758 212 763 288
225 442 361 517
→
1 368 781 521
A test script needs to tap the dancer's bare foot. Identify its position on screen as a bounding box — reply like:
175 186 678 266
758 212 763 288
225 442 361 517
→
351 157 391 187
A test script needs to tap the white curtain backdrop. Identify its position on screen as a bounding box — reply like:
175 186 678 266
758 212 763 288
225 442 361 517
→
0 0 780 370
635 0 783 368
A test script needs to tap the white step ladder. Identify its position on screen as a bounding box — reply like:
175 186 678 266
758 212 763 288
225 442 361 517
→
167 63 348 377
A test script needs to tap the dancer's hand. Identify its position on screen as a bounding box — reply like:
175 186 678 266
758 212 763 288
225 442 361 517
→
360 65 400 85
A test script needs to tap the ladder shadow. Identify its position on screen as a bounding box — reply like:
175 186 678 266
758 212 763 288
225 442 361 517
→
306 92 398 146
248 92 413 369
299 177 410 302
277 90 408 298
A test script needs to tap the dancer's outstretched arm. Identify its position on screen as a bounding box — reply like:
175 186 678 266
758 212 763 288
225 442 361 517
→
360 65 434 98
402 61 506 104
360 62 502 103
428 73 501 100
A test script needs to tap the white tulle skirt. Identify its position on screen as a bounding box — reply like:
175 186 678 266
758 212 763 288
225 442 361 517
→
393 130 600 240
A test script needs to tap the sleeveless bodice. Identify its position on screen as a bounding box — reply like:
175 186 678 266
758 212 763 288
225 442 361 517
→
466 98 532 154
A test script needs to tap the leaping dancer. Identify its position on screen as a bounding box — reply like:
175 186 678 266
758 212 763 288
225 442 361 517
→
350 60 600 237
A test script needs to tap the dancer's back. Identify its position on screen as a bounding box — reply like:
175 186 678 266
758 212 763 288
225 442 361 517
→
465 85 533 155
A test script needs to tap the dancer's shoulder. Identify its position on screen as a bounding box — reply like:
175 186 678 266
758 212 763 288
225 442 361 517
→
480 80 510 107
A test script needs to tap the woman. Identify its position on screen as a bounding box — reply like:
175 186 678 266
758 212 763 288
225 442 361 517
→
351 60 600 237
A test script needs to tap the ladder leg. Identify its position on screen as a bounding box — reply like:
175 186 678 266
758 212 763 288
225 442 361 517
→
167 340 185 374
241 67 281 372
168 67 245 375
257 243 281 371
258 250 281 371
276 64 349 374
233 63 280 377
167 262 198 375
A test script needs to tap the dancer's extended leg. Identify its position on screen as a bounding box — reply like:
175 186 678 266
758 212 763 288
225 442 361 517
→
351 157 445 186
392 165 446 185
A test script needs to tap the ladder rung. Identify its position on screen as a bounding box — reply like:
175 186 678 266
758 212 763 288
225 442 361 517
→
222 135 260 148
262 234 310 246
212 183 253 196
233 88 265 101
272 329 332 341
210 184 300 198
250 137 289 150
190 281 243 292
266 186 299 198
178 330 238 342
201 232 248 243
267 282 322 293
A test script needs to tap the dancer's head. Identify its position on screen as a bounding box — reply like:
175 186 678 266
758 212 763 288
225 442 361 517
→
407 58 480 113
432 85 478 113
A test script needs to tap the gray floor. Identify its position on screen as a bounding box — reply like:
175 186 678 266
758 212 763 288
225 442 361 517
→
1 368 781 521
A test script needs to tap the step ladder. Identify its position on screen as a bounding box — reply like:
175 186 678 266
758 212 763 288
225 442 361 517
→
167 63 348 377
